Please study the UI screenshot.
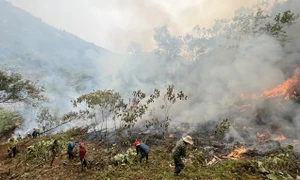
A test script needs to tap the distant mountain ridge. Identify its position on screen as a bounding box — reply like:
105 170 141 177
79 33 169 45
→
0 0 112 96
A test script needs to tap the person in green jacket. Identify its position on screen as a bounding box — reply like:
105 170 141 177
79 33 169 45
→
172 135 193 176
50 139 59 166
7 137 18 158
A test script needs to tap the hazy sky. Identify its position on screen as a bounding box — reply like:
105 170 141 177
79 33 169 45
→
10 0 264 52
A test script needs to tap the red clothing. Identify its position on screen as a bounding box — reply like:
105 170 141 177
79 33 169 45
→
79 147 86 159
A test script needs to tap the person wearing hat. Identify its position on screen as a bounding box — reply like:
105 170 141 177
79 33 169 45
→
7 137 18 158
133 139 140 154
133 140 150 163
32 127 40 138
171 135 193 176
79 142 87 170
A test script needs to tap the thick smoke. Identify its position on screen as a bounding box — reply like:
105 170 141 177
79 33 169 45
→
10 0 271 52
92 0 300 141
5 0 300 142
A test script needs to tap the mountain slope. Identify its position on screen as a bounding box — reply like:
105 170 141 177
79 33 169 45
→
0 0 113 111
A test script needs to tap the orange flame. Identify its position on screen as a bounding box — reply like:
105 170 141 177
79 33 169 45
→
256 132 267 138
243 69 299 100
227 146 247 158
273 133 286 141
15 122 20 126
234 68 299 111
261 69 299 99
293 139 300 143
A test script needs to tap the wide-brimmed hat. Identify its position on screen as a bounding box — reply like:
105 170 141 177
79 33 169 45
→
182 135 193 145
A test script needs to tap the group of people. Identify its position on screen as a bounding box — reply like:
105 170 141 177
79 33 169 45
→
7 129 193 176
66 138 87 169
6 127 40 158
133 135 194 176
64 135 194 176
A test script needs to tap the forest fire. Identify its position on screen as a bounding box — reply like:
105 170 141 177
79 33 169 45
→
273 133 286 141
256 130 286 141
233 68 300 112
256 132 268 138
227 146 247 158
261 69 299 99
15 122 20 126
239 68 299 101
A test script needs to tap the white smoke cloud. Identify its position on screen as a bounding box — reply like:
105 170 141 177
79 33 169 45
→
94 0 300 142
5 0 300 143
9 0 273 52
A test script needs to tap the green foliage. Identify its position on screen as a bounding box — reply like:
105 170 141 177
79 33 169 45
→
74 89 122 110
25 139 68 163
214 118 230 138
265 10 299 45
0 70 46 105
26 140 54 160
115 89 160 129
189 149 206 167
0 109 23 134
257 153 300 179
74 89 123 134
113 148 136 165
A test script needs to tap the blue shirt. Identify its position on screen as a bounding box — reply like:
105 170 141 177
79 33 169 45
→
67 142 76 153
138 143 149 153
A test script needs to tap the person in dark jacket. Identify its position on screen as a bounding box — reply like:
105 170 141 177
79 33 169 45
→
50 139 59 166
172 135 193 176
32 127 40 138
134 140 150 163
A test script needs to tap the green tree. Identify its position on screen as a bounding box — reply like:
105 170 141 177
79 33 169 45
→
264 10 299 45
0 109 23 136
73 89 123 137
112 89 159 144
0 70 46 106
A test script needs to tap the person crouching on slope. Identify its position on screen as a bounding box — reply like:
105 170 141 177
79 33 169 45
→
67 138 77 161
7 137 18 158
172 135 193 176
134 140 150 163
79 142 87 170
